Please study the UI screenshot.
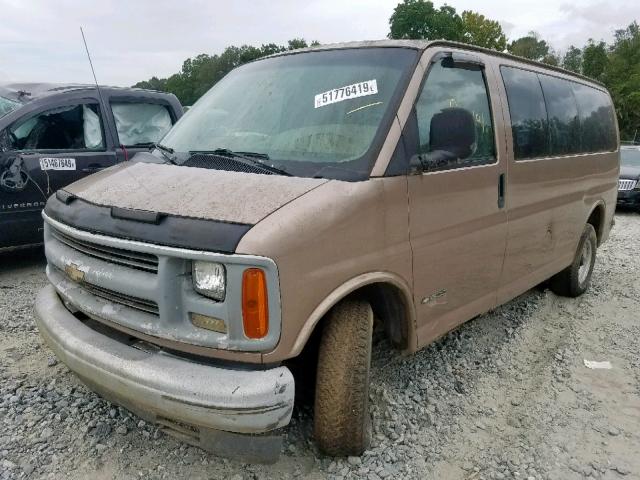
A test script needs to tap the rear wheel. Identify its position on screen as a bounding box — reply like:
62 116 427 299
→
314 299 373 456
550 223 597 297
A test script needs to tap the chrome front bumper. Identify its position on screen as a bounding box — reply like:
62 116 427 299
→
34 285 295 462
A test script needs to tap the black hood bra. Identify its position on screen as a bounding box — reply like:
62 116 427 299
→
45 192 253 253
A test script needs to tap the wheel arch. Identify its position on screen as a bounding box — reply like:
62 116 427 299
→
290 272 417 357
586 201 606 246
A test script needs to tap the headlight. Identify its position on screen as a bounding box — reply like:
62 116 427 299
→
192 261 226 301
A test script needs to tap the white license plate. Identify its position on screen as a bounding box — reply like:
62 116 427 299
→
314 79 378 108
39 157 76 171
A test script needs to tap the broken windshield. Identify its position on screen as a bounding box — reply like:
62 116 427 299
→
0 96 21 119
161 47 418 180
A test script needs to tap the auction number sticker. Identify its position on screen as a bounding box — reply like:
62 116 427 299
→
39 157 76 171
314 79 378 108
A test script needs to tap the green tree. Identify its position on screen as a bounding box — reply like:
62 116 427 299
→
287 38 309 50
133 38 318 106
542 50 561 66
604 22 640 139
582 40 608 81
507 32 550 61
562 45 583 73
460 10 507 50
133 76 167 92
388 0 463 41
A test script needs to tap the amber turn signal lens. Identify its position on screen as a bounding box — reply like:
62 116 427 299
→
242 268 269 339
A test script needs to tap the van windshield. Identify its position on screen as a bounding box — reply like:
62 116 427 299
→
621 148 640 167
0 96 21 119
161 48 418 180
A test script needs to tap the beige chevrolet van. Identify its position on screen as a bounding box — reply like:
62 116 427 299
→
34 40 619 462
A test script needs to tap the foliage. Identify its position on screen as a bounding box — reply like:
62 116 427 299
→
562 46 583 73
460 11 507 51
541 51 561 66
133 39 318 106
388 1 507 50
507 32 549 61
582 40 608 81
604 22 640 139
388 0 463 41
133 1 640 140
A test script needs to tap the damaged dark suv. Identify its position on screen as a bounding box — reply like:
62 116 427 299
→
0 83 182 251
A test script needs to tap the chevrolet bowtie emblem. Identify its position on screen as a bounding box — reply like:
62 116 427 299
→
65 263 85 283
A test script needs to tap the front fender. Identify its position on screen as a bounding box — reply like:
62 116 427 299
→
290 271 417 357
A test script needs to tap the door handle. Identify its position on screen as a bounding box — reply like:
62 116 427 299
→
81 163 105 173
498 173 505 209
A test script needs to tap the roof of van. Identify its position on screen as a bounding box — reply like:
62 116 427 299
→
268 39 605 88
0 82 170 103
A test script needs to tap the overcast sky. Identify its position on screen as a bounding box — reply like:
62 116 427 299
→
1 0 638 86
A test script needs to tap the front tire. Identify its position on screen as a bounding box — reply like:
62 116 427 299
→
550 223 597 297
314 299 373 456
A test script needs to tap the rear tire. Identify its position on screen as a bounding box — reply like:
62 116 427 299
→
550 224 597 297
314 299 373 456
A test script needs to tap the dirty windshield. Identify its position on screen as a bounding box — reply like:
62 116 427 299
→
161 48 418 179
0 96 20 119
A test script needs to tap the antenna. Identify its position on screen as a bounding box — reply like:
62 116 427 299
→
80 27 106 110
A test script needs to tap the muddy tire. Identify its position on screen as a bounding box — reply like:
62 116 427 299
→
551 224 597 297
314 299 373 456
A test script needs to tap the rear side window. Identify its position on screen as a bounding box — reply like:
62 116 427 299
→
415 58 496 171
501 66 617 159
538 75 581 155
572 84 617 153
500 67 548 160
9 103 104 151
111 102 173 147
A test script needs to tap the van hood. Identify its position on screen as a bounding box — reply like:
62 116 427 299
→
620 165 640 180
45 161 328 252
63 161 328 225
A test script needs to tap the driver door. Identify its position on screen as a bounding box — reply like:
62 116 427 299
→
407 51 508 346
0 100 116 248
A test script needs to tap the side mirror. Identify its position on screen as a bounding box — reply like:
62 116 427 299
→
411 107 477 174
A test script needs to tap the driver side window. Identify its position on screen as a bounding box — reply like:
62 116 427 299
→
415 57 496 171
8 103 104 152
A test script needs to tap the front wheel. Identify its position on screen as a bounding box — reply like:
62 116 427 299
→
314 299 373 456
550 223 597 297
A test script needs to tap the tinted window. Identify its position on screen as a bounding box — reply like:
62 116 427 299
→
572 83 617 153
539 75 581 155
501 67 548 160
112 102 173 147
415 58 496 171
9 104 104 151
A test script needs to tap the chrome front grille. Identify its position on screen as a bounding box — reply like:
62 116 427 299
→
618 179 637 191
44 215 282 352
51 227 159 273
82 282 159 315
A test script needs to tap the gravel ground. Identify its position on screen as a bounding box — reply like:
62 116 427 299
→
1 212 639 480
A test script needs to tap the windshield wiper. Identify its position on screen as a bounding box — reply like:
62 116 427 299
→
234 151 270 160
153 143 177 164
191 149 290 176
